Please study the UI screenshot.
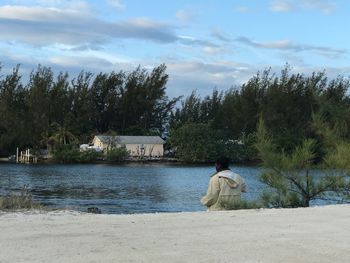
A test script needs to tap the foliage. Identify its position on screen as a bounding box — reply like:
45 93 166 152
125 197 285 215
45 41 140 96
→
52 145 104 163
169 121 257 163
168 123 222 162
221 133 258 163
42 122 79 153
78 149 103 163
255 117 350 208
170 90 223 130
106 147 129 162
52 144 80 163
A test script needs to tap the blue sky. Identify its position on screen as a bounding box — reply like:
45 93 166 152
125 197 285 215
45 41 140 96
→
0 0 349 97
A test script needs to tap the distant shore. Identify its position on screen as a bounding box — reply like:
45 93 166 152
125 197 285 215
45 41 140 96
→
0 156 179 164
1 204 349 263
0 157 259 166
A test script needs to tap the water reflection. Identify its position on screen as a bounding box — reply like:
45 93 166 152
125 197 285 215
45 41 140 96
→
0 163 264 214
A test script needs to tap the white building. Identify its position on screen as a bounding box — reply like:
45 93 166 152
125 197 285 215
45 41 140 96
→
92 135 165 157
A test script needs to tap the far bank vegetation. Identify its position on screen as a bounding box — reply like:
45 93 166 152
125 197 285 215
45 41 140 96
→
2 64 350 164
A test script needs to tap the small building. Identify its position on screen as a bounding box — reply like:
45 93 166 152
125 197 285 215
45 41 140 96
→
92 135 165 157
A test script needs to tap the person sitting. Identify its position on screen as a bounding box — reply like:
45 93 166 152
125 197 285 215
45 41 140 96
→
201 157 247 211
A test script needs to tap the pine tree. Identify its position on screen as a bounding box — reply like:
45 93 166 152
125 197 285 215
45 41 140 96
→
256 117 350 207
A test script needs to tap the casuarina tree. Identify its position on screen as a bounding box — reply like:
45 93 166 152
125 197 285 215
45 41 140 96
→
255 116 350 208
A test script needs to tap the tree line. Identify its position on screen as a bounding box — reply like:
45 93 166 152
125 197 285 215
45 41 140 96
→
1 63 350 163
169 66 350 162
0 64 178 156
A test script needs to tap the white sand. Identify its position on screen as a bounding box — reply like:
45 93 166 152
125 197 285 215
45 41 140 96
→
0 205 349 263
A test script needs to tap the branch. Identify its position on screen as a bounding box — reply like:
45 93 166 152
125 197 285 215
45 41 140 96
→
285 175 309 197
306 169 310 196
316 196 350 203
287 187 302 195
309 174 348 199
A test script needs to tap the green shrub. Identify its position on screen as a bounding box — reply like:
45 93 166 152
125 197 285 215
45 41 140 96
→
53 145 105 163
220 140 257 163
52 144 80 163
106 147 129 162
260 190 303 208
78 149 103 163
169 123 222 162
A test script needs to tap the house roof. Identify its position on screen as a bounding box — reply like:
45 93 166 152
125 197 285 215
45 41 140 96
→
95 135 165 145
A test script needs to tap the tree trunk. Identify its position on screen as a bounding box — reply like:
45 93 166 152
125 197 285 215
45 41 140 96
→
302 196 310 207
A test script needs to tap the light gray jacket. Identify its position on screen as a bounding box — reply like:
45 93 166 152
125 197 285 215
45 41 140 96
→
201 170 247 211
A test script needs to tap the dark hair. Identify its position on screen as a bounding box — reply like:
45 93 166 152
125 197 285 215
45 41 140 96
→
216 157 230 169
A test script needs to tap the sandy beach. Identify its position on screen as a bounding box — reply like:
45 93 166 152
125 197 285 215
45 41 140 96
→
1 205 349 263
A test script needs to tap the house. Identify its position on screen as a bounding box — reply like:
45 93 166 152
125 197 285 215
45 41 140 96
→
92 135 165 157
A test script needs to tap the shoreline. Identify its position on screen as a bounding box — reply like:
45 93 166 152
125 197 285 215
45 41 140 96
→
0 157 260 166
1 204 349 262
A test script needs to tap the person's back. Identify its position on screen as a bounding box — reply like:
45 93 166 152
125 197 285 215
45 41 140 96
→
201 157 246 211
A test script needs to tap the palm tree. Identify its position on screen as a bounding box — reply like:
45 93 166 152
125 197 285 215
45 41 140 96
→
42 122 78 152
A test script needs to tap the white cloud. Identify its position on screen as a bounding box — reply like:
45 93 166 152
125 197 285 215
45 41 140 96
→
260 39 292 49
0 5 178 46
236 37 346 59
270 0 336 14
47 55 114 69
202 46 222 54
234 6 254 13
106 0 126 10
0 5 85 21
0 5 230 60
270 0 295 12
8 0 90 11
166 60 257 94
0 46 133 83
178 35 219 50
211 28 230 43
175 9 195 23
302 0 335 14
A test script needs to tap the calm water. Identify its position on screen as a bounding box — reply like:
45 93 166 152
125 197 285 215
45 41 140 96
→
0 163 265 214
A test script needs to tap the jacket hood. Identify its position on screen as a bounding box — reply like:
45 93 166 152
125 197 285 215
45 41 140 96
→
217 170 240 188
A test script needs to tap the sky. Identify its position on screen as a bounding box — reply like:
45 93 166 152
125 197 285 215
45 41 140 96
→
0 0 349 97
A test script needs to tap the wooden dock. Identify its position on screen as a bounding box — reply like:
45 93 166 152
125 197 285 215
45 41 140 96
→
16 148 38 164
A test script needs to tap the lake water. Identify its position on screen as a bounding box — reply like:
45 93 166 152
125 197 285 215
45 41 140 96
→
0 163 265 214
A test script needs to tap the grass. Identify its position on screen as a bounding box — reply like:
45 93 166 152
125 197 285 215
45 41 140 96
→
219 199 263 210
0 186 43 211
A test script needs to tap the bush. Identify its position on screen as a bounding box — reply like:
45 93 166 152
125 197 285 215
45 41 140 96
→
106 147 129 162
53 145 104 163
220 139 257 163
52 144 80 163
260 190 303 208
169 123 258 163
0 186 43 210
78 149 103 163
169 123 222 162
